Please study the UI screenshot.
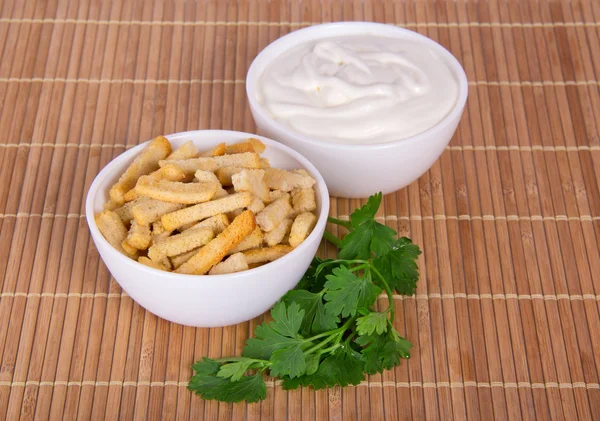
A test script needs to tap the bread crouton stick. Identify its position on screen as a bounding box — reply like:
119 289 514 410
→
208 252 249 275
176 210 257 275
160 152 261 176
243 245 293 265
135 178 217 204
109 136 172 205
148 228 214 262
166 140 199 160
161 192 252 231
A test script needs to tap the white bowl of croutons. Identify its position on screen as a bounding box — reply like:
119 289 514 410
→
86 130 329 327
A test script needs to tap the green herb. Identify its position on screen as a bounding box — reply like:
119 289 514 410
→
188 192 422 403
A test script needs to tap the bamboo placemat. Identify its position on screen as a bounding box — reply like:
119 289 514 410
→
1 0 599 419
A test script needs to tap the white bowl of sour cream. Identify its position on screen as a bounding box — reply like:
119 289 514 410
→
246 22 468 198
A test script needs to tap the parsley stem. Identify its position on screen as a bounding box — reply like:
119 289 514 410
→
305 316 356 342
370 266 395 321
349 264 368 273
314 259 368 279
215 357 268 364
323 230 341 248
305 319 354 356
318 343 341 355
327 217 352 230
345 330 358 344
304 331 342 355
304 325 344 343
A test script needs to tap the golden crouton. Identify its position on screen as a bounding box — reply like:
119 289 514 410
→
199 142 226 157
229 227 263 254
148 227 214 262
204 152 261 169
166 140 199 160
138 256 170 271
264 168 316 191
160 152 261 176
291 188 317 215
267 190 286 204
208 252 249 275
248 262 266 269
124 164 187 202
249 138 266 154
121 240 139 256
213 189 229 200
260 158 271 169
135 178 217 205
256 193 292 232
176 210 257 275
132 198 185 226
243 245 293 265
264 218 292 247
126 220 152 250
248 197 265 214
231 169 270 202
170 247 201 269
215 166 244 186
161 192 252 231
109 136 172 205
292 169 311 177
226 208 244 222
95 210 130 255
151 220 172 243
113 196 150 224
225 138 266 155
289 212 318 247
194 169 228 198
185 213 230 235
160 257 173 269
103 199 121 211
160 164 189 181
225 142 254 154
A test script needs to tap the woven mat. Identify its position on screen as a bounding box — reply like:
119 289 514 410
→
1 0 600 419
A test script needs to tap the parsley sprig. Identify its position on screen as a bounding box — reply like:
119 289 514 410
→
188 193 422 403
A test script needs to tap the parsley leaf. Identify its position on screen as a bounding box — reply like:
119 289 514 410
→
294 257 320 291
282 290 339 336
338 222 373 260
323 266 382 318
188 361 231 399
339 220 396 260
356 331 412 375
372 237 422 295
305 353 320 375
270 301 304 337
356 312 389 336
224 374 268 403
188 358 267 403
369 222 398 257
270 344 306 378
216 358 256 382
349 192 382 227
243 302 304 360
295 257 343 293
281 347 365 390
191 357 220 376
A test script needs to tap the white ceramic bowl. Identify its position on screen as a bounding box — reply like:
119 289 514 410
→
246 22 468 198
86 130 330 327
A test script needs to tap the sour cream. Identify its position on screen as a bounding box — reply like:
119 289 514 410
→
257 35 459 145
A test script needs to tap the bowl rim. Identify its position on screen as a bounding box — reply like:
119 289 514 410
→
246 21 469 151
85 129 330 282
